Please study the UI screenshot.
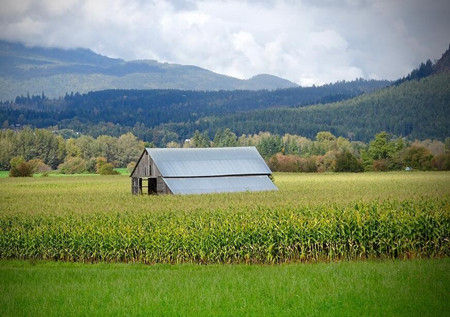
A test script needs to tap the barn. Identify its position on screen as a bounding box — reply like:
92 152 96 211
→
130 147 277 195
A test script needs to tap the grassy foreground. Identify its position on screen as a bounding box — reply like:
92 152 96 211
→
0 259 448 316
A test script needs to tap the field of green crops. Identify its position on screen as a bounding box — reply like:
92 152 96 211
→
0 172 449 263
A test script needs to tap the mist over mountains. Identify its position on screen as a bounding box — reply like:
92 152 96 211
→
0 40 299 100
0 42 448 145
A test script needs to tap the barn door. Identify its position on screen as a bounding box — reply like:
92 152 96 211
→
148 178 157 194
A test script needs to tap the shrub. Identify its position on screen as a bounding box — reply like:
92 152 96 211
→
373 159 389 171
268 154 298 172
28 159 51 173
400 146 433 170
431 153 450 170
58 157 87 174
334 151 363 172
127 161 136 173
268 154 318 173
98 163 119 175
299 156 318 172
316 151 337 172
9 156 34 177
85 158 97 173
96 157 119 175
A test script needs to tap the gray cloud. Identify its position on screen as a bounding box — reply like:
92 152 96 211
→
0 0 449 85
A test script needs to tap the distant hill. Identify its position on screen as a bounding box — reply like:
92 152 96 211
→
0 77 390 143
186 71 449 142
0 40 299 100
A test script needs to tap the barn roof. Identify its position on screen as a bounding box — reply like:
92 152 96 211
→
146 147 271 177
163 175 277 195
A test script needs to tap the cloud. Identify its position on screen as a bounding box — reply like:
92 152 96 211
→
0 0 449 85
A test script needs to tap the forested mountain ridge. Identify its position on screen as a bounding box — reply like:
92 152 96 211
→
394 45 450 85
0 40 299 100
182 71 449 142
1 71 446 144
0 77 390 133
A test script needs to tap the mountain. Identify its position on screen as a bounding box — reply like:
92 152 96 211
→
0 40 298 100
0 78 390 143
433 45 450 74
182 71 449 142
393 45 450 85
2 43 448 145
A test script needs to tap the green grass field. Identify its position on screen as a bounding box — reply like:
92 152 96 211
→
1 259 449 316
0 172 449 315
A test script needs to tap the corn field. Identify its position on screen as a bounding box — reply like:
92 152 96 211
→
0 200 448 263
0 172 449 263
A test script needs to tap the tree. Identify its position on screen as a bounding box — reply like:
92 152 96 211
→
334 151 364 172
213 129 237 147
400 146 433 170
431 154 450 171
96 157 118 175
116 133 144 167
9 156 33 177
58 157 87 174
363 132 406 170
316 131 336 143
191 130 211 147
257 134 283 158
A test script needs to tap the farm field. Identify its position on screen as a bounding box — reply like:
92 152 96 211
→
0 172 449 263
0 171 449 315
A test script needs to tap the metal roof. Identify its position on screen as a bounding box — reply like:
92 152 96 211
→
163 175 277 195
146 147 271 177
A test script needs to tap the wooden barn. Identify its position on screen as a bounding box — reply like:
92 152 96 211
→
130 147 277 195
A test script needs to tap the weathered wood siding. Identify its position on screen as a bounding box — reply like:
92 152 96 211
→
131 151 162 178
157 177 171 194
131 177 140 195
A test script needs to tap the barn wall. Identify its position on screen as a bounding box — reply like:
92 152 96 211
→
132 151 150 178
157 177 171 194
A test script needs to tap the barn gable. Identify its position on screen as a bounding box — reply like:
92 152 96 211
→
131 147 277 195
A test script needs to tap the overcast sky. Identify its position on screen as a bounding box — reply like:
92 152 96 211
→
0 0 449 85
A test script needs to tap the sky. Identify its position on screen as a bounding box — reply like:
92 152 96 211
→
0 0 449 86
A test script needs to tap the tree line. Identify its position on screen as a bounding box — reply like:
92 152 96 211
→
2 128 449 176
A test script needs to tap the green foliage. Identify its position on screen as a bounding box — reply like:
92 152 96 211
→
0 128 144 170
432 154 450 171
213 129 237 147
362 132 406 171
257 134 283 158
190 130 210 148
9 156 33 177
127 161 136 173
0 128 65 170
334 151 364 172
367 132 404 160
58 157 87 174
316 131 336 142
27 159 51 173
401 146 433 170
96 157 119 175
